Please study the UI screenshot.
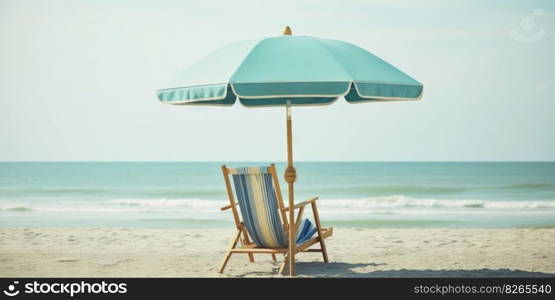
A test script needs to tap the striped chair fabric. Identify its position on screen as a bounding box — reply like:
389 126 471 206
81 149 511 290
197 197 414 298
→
231 167 317 248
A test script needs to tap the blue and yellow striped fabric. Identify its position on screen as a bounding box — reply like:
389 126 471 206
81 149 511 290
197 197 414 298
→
232 167 317 248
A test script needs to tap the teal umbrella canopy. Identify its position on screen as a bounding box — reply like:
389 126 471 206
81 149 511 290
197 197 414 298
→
157 34 423 107
157 28 423 276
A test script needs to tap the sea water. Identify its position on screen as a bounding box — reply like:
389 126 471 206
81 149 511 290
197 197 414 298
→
1 162 554 228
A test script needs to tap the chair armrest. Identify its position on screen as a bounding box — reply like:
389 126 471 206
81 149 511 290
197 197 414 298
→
221 202 238 211
283 197 319 212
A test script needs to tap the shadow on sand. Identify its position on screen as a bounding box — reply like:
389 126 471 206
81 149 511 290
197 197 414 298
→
292 262 555 277
239 262 555 277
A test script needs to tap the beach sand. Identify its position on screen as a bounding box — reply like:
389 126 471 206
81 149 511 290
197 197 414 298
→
1 228 554 277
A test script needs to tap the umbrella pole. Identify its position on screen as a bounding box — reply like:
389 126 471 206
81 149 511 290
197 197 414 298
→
284 101 296 276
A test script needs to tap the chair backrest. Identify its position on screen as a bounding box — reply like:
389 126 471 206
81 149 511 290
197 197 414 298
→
222 165 289 248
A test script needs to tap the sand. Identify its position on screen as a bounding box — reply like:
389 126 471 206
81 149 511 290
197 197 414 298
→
1 228 554 277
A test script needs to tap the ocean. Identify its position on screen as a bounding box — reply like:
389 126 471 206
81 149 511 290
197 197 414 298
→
1 162 554 228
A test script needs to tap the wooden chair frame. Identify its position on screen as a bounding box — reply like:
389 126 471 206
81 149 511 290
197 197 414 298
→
218 164 332 275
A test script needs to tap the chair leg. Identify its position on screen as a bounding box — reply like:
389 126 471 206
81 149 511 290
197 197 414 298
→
319 237 329 263
218 229 241 273
271 253 277 261
311 202 329 263
278 254 289 275
240 228 255 263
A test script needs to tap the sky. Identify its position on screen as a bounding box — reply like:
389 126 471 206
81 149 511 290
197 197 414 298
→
1 0 554 162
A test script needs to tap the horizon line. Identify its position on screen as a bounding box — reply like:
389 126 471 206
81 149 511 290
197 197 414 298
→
1 160 554 163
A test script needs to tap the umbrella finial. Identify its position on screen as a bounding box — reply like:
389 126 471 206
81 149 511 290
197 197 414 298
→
283 26 292 35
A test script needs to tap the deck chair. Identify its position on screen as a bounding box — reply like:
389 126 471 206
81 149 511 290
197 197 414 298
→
218 164 333 275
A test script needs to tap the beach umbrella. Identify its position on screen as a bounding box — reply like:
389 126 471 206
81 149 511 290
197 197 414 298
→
157 26 423 275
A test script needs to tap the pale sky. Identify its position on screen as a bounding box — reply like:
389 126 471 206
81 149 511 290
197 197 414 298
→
1 0 554 161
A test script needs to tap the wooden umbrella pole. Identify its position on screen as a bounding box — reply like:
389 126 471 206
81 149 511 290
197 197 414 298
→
284 100 296 276
282 27 296 276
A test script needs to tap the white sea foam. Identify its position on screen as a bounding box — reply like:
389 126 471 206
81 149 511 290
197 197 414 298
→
319 196 555 209
1 196 554 213
107 196 555 210
109 198 223 208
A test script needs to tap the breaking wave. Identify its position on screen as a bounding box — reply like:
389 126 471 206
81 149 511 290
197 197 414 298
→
2 196 555 213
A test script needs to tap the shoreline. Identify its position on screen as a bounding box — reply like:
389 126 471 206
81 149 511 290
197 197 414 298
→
1 227 554 277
